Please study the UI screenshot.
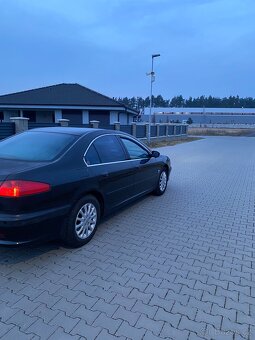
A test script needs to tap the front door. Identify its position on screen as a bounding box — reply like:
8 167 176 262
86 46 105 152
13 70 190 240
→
119 136 159 195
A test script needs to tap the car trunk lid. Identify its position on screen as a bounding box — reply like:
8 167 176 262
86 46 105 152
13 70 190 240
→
0 158 47 181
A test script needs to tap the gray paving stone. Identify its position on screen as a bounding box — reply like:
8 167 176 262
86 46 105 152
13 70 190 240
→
180 286 203 300
54 286 80 302
71 305 100 325
12 296 41 314
126 278 148 292
52 298 79 316
144 284 168 299
225 298 249 314
202 291 225 308
195 310 221 329
172 301 197 320
0 291 23 306
116 321 146 340
26 318 58 339
237 311 255 326
92 299 118 317
72 292 98 308
91 286 116 303
188 297 212 313
140 274 162 287
0 322 14 338
221 317 249 339
1 326 35 340
6 310 38 331
111 294 136 310
128 288 152 304
136 314 163 336
49 311 80 333
160 323 189 340
70 320 101 338
108 283 132 298
165 289 189 305
154 307 181 327
0 303 20 322
1 137 255 339
96 329 126 340
47 327 81 340
149 294 174 312
211 303 236 322
93 313 122 334
205 324 234 340
143 330 165 340
179 316 206 337
34 291 61 308
113 306 140 326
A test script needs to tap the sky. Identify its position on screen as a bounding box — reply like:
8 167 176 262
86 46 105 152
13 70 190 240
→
1 0 255 99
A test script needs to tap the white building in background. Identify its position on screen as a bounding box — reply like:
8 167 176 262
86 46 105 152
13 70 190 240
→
142 107 255 125
144 107 255 115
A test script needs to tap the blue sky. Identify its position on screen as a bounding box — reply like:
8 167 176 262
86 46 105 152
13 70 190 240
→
1 0 255 99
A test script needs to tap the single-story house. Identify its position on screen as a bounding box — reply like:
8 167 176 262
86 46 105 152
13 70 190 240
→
0 83 138 125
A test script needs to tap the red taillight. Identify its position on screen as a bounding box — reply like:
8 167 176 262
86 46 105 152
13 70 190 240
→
0 180 50 197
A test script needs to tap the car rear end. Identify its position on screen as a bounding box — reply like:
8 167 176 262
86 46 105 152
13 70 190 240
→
0 130 79 245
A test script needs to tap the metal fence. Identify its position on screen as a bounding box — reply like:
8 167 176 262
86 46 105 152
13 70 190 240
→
0 122 15 140
1 122 188 141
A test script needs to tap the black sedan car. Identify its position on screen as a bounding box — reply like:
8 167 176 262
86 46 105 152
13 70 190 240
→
0 127 171 247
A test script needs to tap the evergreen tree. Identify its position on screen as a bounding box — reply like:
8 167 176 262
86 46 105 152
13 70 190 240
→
116 95 255 108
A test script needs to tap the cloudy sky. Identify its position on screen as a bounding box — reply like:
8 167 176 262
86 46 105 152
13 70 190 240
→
1 0 255 99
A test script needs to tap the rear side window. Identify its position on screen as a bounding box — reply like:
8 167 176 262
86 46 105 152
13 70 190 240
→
85 144 101 165
0 131 76 161
87 135 126 164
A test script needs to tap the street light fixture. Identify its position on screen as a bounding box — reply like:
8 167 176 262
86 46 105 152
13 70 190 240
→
147 53 160 144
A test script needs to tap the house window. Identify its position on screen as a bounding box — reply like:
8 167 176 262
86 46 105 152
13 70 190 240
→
0 112 3 122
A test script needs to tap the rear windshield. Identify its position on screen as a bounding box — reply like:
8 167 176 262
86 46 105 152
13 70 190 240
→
0 131 76 161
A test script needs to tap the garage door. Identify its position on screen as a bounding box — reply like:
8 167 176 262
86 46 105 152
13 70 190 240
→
89 110 109 126
62 110 82 124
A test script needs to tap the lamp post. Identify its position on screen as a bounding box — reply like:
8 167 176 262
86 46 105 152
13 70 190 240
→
147 53 160 144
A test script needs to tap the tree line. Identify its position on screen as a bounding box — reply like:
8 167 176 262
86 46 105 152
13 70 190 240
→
114 95 255 109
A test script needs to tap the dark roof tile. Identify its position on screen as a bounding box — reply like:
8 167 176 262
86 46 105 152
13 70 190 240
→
0 83 131 109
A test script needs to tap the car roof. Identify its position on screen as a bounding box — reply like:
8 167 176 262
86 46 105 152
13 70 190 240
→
28 127 120 136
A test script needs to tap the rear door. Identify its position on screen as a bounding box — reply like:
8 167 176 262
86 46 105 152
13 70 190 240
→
84 134 136 210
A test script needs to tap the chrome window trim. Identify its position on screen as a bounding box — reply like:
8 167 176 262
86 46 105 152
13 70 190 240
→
83 133 151 167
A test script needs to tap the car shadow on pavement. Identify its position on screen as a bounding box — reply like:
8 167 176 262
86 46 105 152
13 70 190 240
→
0 240 63 265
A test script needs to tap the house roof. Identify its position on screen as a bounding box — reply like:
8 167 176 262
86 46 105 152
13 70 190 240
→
0 83 138 113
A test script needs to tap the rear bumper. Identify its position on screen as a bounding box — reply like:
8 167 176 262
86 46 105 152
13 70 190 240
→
0 205 70 245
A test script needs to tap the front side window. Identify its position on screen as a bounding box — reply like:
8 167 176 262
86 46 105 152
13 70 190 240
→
121 138 149 159
86 135 126 164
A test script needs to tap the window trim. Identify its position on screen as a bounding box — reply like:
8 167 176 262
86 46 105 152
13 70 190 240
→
83 133 152 167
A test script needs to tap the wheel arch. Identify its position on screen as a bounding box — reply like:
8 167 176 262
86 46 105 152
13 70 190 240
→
71 189 105 217
162 164 170 180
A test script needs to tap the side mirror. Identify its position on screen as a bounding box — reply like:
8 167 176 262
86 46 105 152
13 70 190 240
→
151 150 160 158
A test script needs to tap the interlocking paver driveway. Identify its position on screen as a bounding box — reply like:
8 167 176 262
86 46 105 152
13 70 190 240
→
0 136 255 340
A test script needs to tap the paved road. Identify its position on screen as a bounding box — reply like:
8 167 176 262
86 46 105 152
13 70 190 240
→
0 137 255 340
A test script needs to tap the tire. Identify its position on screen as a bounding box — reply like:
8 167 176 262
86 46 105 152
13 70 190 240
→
61 195 100 248
153 168 168 196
